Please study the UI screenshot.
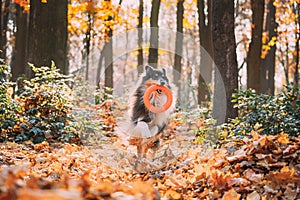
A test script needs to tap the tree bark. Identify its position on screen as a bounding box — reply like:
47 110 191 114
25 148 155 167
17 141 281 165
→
0 0 10 60
247 0 264 93
173 0 184 96
104 0 113 93
197 0 213 103
261 0 277 94
11 4 28 81
294 2 299 88
96 46 105 86
137 0 144 74
85 13 92 81
212 0 238 124
148 0 161 66
27 0 68 77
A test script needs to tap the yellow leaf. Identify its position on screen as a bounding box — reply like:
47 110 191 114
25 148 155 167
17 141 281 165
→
277 133 289 144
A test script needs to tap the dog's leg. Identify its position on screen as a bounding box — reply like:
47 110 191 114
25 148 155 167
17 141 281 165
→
149 125 159 136
132 121 154 138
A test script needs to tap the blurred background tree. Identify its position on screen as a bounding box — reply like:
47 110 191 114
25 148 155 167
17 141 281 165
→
0 0 298 123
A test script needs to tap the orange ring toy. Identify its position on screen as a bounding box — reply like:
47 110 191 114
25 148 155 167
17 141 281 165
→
143 85 173 113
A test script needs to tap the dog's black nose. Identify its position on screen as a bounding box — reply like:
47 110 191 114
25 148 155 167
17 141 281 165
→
160 81 165 85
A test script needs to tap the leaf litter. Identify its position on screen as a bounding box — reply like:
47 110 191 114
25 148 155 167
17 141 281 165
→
1 101 300 199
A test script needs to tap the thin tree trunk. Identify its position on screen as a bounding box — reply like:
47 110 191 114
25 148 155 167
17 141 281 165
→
197 0 213 103
0 0 10 60
124 25 128 85
212 0 238 124
261 0 277 94
285 43 289 84
96 46 105 86
104 30 113 92
104 0 113 93
148 0 160 66
137 0 144 74
0 1 1 54
173 0 184 97
247 0 264 93
27 0 68 77
85 13 92 81
11 4 28 81
294 2 299 88
103 0 122 93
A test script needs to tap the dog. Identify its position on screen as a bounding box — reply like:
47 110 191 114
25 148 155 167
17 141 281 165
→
128 65 176 158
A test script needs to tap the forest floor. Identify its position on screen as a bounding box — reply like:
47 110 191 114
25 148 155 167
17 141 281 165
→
1 102 300 199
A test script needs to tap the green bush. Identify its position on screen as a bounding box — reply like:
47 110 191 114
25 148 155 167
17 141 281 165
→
226 85 300 136
0 62 80 144
0 63 21 140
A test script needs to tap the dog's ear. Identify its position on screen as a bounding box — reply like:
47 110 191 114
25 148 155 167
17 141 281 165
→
145 65 153 73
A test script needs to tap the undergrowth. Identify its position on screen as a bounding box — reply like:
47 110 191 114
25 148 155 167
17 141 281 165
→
0 62 80 144
224 85 300 137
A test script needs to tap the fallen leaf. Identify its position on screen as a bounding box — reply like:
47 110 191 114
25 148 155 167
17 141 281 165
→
222 188 241 200
277 133 289 145
165 189 181 200
18 188 82 200
283 184 297 200
246 191 260 200
244 169 263 183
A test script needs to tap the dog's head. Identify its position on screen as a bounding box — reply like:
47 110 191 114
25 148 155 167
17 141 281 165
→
141 66 170 89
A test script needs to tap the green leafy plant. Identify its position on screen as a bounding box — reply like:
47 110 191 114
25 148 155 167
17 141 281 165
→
0 62 80 144
94 86 113 105
16 63 79 143
0 63 21 141
226 85 300 136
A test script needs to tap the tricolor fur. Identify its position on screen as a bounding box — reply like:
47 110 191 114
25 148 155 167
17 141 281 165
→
129 65 176 157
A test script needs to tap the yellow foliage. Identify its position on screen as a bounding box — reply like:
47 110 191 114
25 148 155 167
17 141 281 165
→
68 0 127 41
143 16 150 24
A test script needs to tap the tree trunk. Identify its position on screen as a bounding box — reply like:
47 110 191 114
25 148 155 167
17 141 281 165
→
0 1 1 55
104 30 113 93
261 0 277 94
27 0 68 77
104 0 113 93
247 0 264 93
137 0 144 74
0 0 10 60
173 0 184 97
294 2 299 88
148 0 161 66
197 0 213 103
96 46 105 86
11 4 28 81
85 14 92 81
212 0 238 124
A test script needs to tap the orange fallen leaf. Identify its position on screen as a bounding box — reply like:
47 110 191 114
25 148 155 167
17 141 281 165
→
18 188 82 200
277 133 289 144
222 188 241 200
165 189 181 200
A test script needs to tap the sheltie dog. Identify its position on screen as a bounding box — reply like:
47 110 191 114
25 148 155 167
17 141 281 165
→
128 65 176 158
